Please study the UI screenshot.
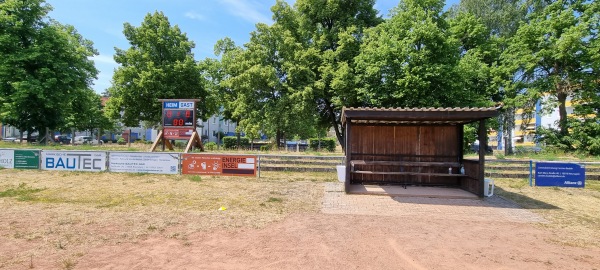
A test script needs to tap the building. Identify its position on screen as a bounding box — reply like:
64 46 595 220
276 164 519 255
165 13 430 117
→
490 96 575 150
198 115 238 143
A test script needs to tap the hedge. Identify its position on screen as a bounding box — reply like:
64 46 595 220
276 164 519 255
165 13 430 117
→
308 138 336 152
223 136 250 149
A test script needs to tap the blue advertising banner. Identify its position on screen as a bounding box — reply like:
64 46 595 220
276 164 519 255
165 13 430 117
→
535 162 585 187
41 151 106 172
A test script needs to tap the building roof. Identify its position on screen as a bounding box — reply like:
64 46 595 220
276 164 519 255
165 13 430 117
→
341 106 501 126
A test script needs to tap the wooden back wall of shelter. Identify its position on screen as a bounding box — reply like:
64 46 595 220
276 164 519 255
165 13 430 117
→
349 125 460 186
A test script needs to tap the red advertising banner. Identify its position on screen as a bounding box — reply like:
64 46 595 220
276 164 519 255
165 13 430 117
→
164 128 194 139
182 154 256 176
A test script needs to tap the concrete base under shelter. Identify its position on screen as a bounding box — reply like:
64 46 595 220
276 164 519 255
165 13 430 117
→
347 184 479 199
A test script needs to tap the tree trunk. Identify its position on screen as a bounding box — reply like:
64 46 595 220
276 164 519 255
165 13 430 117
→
325 99 344 152
236 127 241 150
504 108 515 155
26 129 32 144
275 130 282 150
557 92 569 136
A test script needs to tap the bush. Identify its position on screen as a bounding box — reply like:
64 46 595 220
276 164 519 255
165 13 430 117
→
204 142 217 151
174 141 185 148
117 137 126 145
222 136 250 149
308 138 336 152
260 144 272 151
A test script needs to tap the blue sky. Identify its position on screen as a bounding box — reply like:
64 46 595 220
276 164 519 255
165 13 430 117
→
46 0 460 93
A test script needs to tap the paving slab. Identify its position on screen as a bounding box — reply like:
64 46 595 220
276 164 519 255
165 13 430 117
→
322 182 547 223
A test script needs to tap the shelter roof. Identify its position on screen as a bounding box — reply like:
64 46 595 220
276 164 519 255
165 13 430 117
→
341 106 501 126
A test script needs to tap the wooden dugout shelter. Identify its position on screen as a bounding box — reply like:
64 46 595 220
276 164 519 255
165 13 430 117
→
341 106 500 197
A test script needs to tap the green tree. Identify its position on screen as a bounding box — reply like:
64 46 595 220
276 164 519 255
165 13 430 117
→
106 12 210 127
356 0 491 109
535 0 600 155
63 89 113 136
450 0 544 155
500 0 594 138
449 0 526 37
0 0 98 142
216 22 319 148
274 0 383 149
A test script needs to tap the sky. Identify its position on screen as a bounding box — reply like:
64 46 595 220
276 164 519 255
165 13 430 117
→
46 0 460 93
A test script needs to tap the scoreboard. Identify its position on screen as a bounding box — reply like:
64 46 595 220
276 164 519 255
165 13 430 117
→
161 100 197 139
163 109 194 127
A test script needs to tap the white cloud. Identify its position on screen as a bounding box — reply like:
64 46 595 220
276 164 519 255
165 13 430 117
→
185 11 207 21
90 54 117 66
219 0 271 24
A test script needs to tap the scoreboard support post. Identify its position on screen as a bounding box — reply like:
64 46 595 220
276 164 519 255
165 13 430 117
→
150 130 175 152
184 131 204 152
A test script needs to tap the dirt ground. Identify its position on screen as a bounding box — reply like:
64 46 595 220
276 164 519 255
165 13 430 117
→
1 171 599 269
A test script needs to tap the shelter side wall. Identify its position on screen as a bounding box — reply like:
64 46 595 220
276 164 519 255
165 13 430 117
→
462 160 482 196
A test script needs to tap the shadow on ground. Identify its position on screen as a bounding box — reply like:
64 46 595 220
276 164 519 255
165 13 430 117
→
493 186 560 210
389 187 559 210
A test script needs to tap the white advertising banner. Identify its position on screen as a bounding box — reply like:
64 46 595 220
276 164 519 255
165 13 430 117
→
41 151 106 172
109 152 179 174
0 150 14 169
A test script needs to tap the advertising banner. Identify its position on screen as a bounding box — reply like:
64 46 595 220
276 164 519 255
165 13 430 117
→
14 150 40 169
109 152 179 174
0 149 40 169
535 162 585 187
163 128 194 139
182 154 256 176
0 149 14 169
41 151 106 172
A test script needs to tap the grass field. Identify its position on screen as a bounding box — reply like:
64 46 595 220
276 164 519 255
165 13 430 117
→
494 178 600 247
0 169 336 268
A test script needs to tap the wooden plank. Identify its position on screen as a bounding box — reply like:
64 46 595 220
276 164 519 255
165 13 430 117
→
350 160 461 167
149 130 163 152
352 171 465 177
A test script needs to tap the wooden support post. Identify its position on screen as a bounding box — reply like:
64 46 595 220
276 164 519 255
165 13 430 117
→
184 131 204 153
150 130 175 152
478 120 486 197
150 130 163 152
344 120 351 192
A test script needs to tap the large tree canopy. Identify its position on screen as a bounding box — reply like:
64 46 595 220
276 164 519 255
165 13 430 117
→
0 0 98 139
276 0 383 149
106 11 210 127
355 0 493 109
215 22 318 147
500 0 595 137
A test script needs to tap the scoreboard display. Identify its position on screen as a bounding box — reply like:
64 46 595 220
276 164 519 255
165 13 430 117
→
162 101 196 128
163 109 194 127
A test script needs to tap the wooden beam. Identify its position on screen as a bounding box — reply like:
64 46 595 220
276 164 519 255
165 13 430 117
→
343 110 499 123
184 131 204 153
165 138 174 151
150 130 163 152
478 119 486 197
350 160 461 167
352 171 465 177
345 121 351 192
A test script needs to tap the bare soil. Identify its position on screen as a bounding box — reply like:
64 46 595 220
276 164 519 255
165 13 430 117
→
0 170 599 269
